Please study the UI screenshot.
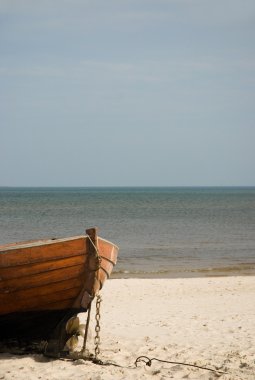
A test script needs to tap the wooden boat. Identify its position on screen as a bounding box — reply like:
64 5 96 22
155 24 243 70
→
0 227 118 357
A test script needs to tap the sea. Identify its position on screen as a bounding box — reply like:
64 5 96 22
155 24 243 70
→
0 187 255 278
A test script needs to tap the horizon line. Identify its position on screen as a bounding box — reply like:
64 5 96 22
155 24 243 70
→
1 185 255 189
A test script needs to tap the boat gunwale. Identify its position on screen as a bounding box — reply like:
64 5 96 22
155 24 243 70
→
0 235 119 253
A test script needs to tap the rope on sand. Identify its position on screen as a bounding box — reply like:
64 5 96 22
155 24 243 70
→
134 355 228 374
82 355 228 375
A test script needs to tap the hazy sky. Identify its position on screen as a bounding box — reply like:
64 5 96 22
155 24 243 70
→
1 0 255 186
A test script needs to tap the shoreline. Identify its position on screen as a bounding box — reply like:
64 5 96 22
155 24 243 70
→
112 262 255 279
1 276 255 379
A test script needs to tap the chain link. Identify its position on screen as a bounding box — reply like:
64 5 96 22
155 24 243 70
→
94 294 102 359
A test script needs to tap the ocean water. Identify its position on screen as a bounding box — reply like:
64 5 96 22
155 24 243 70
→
0 187 255 278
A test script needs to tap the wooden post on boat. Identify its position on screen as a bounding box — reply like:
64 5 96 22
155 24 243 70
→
85 227 102 294
86 227 100 269
86 227 98 248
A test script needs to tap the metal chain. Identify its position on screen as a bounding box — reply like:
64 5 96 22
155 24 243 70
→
94 294 102 360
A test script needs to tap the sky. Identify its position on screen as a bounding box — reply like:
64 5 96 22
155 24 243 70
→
0 0 255 187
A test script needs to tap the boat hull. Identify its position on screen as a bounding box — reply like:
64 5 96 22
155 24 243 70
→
0 228 118 355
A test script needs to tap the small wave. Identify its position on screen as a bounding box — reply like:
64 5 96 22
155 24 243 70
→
112 262 255 278
113 269 171 275
195 263 255 273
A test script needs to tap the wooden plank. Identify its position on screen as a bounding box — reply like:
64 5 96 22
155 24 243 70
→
101 256 114 274
0 277 84 304
0 265 85 292
0 255 87 280
98 239 118 265
0 239 46 250
0 287 81 314
0 237 87 267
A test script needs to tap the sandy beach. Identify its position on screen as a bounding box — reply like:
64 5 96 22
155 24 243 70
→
0 276 254 379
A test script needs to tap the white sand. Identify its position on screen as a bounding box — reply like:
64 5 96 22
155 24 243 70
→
0 277 255 379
